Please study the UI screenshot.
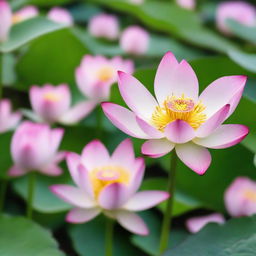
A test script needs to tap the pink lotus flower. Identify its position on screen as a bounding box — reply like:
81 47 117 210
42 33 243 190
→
88 14 119 40
12 5 39 24
8 121 65 177
186 213 225 233
50 139 169 235
216 1 256 34
102 51 249 175
176 0 195 10
120 26 149 55
47 7 73 26
0 99 21 133
224 177 256 217
0 0 12 42
29 84 96 124
76 55 134 103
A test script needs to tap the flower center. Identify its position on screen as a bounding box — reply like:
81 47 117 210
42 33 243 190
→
97 66 115 82
90 166 130 197
151 95 206 131
12 14 24 24
43 92 61 102
244 189 256 202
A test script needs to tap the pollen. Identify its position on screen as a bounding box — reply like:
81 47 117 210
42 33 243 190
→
97 66 115 82
90 166 130 198
43 92 61 102
151 95 206 131
244 189 256 202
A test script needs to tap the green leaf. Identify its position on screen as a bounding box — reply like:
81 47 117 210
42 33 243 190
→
88 0 237 53
68 215 143 256
141 178 202 216
228 49 256 73
25 0 71 6
132 211 188 256
226 19 256 44
0 17 66 53
16 28 89 89
164 215 256 256
0 215 64 256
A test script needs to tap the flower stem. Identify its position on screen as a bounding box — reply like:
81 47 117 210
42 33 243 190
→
105 217 114 256
0 179 8 213
96 106 103 139
27 172 36 219
158 151 178 255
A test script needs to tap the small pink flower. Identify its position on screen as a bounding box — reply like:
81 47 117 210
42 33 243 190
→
102 51 249 175
76 55 134 102
120 26 150 55
176 0 195 10
0 99 21 133
8 121 65 177
216 1 256 34
47 7 73 26
29 84 96 124
0 0 12 42
186 213 225 233
224 177 256 217
12 5 39 24
88 14 119 40
50 139 169 235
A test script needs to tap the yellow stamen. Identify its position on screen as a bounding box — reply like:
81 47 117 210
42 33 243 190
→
97 66 115 82
244 190 256 202
12 14 23 24
43 92 61 102
152 95 206 131
90 166 130 198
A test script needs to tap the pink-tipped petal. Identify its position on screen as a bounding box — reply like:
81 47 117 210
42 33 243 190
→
136 116 164 138
77 164 94 199
102 102 149 139
47 7 73 25
118 71 158 120
98 183 128 210
116 210 149 235
8 165 26 177
66 207 101 223
124 191 169 211
196 104 230 138
40 165 63 176
111 139 135 169
175 142 211 175
0 0 12 42
142 139 175 158
81 140 110 170
193 124 249 149
154 51 179 104
165 120 195 143
51 128 64 153
66 152 81 186
186 213 225 233
50 185 95 208
199 76 247 118
59 100 97 124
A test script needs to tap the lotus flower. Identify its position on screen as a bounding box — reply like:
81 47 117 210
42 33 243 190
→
120 26 149 55
0 99 21 133
76 55 134 103
102 51 249 175
216 1 256 34
50 139 169 235
224 177 256 217
88 14 119 40
47 7 73 26
29 84 96 124
0 0 12 42
186 213 225 233
12 6 39 24
8 121 65 177
176 0 195 10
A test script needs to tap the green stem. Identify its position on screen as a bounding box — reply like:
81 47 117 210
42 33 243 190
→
96 106 103 139
27 172 36 219
105 217 114 256
158 151 178 255
0 179 8 213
